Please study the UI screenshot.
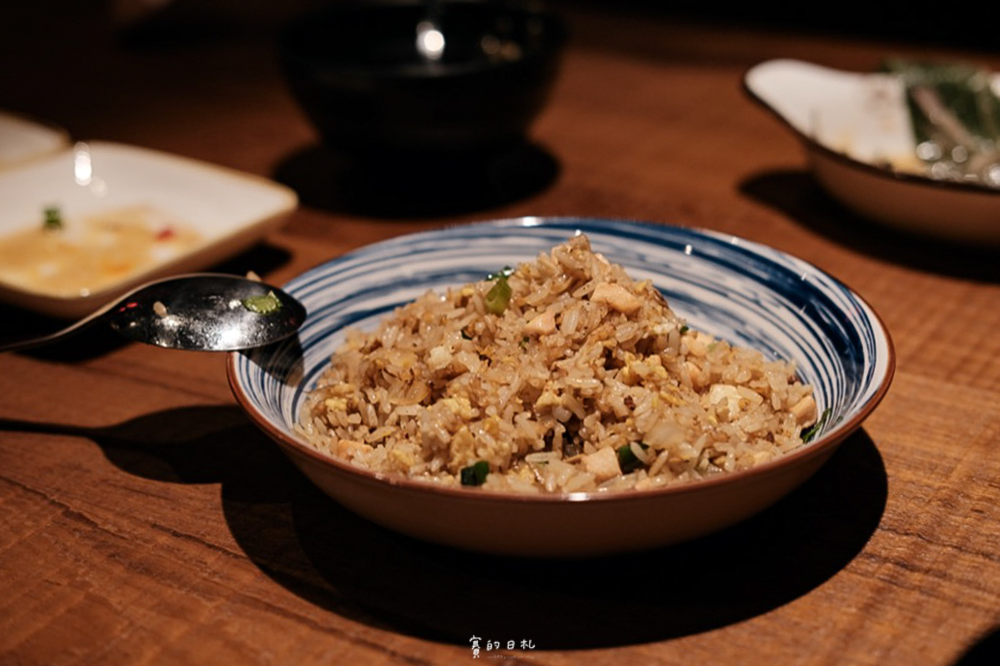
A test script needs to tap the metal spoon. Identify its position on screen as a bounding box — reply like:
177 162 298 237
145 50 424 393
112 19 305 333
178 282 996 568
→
0 274 307 353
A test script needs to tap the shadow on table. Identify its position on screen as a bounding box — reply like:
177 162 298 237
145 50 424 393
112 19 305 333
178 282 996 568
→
954 626 1000 666
0 404 887 649
740 170 1000 285
0 243 292 363
270 428 888 648
273 141 560 219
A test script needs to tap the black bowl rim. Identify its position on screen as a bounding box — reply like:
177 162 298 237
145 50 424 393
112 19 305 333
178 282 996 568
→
277 0 569 80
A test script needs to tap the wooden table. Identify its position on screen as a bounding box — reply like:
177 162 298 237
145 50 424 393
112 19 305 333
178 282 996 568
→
3 3 999 664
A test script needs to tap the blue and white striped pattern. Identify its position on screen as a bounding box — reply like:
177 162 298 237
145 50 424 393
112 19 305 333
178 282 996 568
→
232 217 893 450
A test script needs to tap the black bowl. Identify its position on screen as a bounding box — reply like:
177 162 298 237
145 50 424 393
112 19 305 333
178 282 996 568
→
277 0 568 165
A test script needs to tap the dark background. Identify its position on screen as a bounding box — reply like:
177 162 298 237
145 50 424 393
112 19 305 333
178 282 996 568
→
3 0 995 54
575 0 998 52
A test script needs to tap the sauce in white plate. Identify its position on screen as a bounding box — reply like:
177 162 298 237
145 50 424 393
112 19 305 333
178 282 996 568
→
0 204 201 297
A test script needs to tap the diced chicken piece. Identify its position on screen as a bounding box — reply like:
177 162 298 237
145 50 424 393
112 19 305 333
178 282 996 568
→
790 395 818 426
643 420 682 448
523 309 557 336
681 360 707 388
426 344 452 371
706 384 743 420
390 448 416 470
324 397 349 413
447 426 476 472
441 396 477 420
684 330 715 357
534 390 560 410
581 446 621 482
335 439 372 459
590 282 641 315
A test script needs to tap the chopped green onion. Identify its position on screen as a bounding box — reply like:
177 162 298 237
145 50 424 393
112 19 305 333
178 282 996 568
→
801 408 832 443
241 291 282 314
679 325 690 335
43 205 63 231
485 279 511 315
484 266 514 315
460 460 490 486
617 442 649 473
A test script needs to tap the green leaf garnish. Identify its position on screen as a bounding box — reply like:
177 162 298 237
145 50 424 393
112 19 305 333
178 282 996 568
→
617 442 649 473
460 460 490 486
43 205 63 231
241 291 282 314
484 266 514 315
801 408 832 443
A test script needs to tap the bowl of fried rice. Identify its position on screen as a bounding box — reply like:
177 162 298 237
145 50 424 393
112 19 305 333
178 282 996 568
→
228 217 894 556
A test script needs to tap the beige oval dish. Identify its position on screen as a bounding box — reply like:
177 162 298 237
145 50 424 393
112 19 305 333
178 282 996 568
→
744 58 1000 244
228 218 895 557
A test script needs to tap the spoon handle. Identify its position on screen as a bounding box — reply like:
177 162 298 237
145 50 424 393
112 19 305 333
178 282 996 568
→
0 274 205 353
0 312 104 353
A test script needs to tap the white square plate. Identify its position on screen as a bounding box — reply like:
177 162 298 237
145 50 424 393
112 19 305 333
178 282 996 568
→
0 141 298 318
0 111 71 170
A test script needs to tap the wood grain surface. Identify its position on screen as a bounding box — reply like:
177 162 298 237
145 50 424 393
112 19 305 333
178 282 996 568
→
2 2 999 664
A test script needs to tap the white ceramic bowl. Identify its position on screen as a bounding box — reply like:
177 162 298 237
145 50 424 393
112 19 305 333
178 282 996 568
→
0 141 297 318
228 217 894 557
744 58 1000 244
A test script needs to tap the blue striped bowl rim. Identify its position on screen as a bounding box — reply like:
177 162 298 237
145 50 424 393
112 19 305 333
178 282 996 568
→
229 216 894 498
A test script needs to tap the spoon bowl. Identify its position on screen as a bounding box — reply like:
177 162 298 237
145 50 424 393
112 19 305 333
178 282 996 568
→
1 274 306 353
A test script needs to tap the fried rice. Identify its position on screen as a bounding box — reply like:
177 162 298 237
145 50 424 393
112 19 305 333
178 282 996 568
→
297 233 818 494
